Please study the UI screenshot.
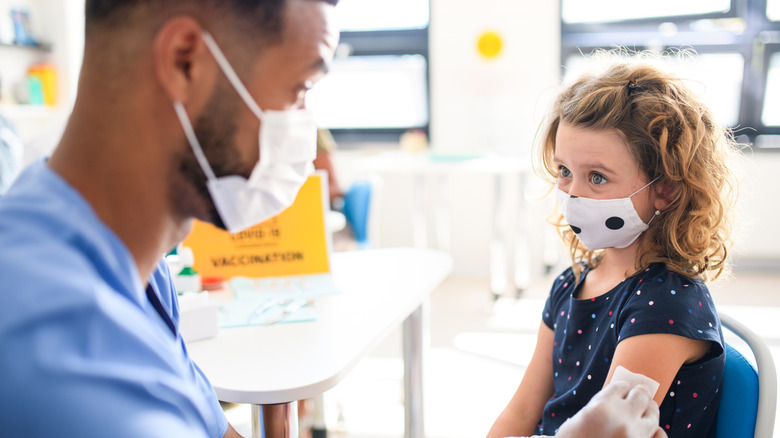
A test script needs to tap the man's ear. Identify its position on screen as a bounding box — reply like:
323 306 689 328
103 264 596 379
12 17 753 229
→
152 16 217 106
654 179 677 211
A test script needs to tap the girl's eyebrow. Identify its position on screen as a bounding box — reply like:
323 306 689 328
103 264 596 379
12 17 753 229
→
556 158 618 176
583 162 618 176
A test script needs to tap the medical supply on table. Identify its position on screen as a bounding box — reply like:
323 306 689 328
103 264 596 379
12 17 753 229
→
246 298 313 325
177 291 219 342
201 275 227 292
174 246 201 294
216 274 341 328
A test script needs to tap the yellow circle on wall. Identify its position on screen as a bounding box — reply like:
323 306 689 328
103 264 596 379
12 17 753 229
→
477 31 503 59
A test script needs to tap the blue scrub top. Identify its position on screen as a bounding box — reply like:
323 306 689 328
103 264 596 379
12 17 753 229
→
0 160 228 437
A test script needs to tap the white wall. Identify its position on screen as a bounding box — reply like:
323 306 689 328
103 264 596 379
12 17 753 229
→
429 0 561 159
732 152 780 266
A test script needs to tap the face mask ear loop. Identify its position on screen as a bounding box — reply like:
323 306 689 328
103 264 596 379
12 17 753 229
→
629 176 662 198
201 32 265 121
173 101 217 182
645 209 662 226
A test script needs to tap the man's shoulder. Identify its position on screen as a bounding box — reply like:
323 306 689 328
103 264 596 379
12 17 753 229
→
0 161 85 246
0 160 138 297
0 182 141 341
0 190 96 293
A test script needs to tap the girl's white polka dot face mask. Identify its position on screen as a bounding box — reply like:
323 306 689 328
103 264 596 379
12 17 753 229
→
556 177 660 250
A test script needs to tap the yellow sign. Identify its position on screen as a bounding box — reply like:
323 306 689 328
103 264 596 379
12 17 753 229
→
477 30 503 59
182 173 331 279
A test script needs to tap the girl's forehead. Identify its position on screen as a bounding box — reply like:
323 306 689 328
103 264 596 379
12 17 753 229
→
554 123 636 167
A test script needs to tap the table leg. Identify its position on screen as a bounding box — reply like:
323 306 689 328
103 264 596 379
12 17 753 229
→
403 305 425 438
311 394 327 438
252 402 298 438
433 173 451 252
490 174 507 299
412 174 429 248
513 171 530 295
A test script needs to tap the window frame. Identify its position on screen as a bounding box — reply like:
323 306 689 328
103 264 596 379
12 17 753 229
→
561 0 739 29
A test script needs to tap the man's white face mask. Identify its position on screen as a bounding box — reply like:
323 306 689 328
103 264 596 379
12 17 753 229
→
173 32 317 234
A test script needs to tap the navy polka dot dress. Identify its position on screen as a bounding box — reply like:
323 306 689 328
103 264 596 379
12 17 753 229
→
536 263 724 437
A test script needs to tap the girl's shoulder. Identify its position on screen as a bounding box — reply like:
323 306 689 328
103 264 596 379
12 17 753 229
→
616 263 722 346
549 265 582 293
551 266 577 288
631 263 708 293
619 263 713 309
547 265 588 304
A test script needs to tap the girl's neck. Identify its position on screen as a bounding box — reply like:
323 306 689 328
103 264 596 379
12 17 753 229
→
578 244 641 300
599 245 640 277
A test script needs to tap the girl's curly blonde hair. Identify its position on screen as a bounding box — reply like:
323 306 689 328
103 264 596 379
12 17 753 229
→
537 61 739 281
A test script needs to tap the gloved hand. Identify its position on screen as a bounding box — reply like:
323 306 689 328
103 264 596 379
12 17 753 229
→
555 381 667 438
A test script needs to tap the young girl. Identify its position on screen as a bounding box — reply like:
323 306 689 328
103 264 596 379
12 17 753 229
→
487 60 738 438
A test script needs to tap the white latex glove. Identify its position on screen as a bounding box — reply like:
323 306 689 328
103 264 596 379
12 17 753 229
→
554 380 667 438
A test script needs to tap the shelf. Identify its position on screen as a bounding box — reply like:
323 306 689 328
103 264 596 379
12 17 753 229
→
0 104 60 120
0 41 52 52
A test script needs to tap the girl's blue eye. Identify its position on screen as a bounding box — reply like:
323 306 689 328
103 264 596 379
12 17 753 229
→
590 173 607 185
558 166 571 178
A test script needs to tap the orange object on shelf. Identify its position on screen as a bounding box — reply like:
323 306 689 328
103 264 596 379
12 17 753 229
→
27 64 58 106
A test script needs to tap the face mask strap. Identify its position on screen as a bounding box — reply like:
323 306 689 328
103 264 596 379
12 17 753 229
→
201 32 265 120
629 176 662 198
173 101 217 181
646 209 662 226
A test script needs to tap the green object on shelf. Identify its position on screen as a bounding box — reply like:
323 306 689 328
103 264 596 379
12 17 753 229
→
26 76 43 105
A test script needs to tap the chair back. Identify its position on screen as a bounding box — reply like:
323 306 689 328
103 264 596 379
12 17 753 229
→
342 180 373 248
716 313 777 438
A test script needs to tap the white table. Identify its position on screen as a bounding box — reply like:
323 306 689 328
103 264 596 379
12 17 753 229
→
187 248 453 438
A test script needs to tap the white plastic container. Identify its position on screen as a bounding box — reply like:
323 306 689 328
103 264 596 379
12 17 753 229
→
178 291 218 342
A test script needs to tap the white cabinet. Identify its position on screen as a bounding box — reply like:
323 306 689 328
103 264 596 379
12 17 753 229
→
0 0 84 162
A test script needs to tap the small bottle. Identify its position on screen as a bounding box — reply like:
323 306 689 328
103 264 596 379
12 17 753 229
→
174 246 201 294
164 245 182 276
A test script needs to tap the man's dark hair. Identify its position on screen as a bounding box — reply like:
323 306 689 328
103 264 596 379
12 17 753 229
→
85 0 338 44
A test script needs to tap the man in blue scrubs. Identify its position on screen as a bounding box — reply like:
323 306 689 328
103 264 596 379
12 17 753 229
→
0 1 339 436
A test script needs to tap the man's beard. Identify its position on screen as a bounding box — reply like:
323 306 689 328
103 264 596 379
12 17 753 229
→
171 81 253 231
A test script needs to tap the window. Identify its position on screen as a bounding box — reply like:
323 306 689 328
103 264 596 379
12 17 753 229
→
307 0 429 146
306 55 428 130
335 0 429 31
563 52 744 127
561 0 780 149
768 0 780 21
762 49 780 126
562 0 732 24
